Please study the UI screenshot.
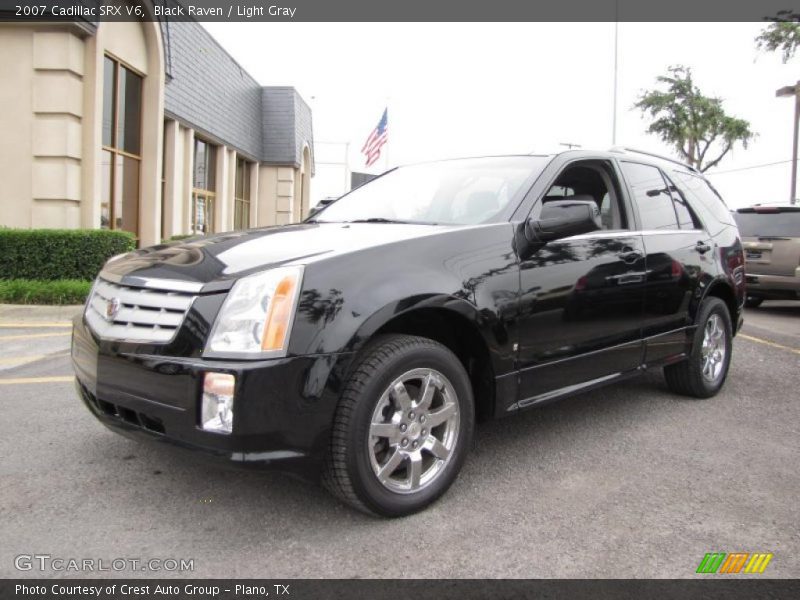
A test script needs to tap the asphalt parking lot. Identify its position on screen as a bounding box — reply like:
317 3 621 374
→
1 302 798 579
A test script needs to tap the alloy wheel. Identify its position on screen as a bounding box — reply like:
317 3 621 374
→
701 313 727 383
367 368 460 494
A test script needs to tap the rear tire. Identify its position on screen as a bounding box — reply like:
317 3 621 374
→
323 334 474 517
744 296 763 308
664 297 732 399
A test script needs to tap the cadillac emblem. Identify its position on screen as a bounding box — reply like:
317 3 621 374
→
105 297 121 321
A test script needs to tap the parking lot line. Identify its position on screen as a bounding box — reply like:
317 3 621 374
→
739 333 800 356
0 376 74 385
0 332 71 341
0 322 71 328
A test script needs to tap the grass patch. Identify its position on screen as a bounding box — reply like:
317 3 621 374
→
0 279 92 305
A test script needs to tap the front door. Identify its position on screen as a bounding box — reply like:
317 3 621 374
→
515 160 646 407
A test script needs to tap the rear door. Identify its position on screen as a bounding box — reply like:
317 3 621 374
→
620 162 711 364
734 208 800 277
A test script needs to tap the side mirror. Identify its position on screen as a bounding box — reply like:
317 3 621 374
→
306 205 323 220
305 197 338 222
526 200 601 243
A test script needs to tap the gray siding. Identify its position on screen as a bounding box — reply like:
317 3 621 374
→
293 90 315 174
163 21 263 160
161 20 313 170
260 88 315 170
261 87 295 165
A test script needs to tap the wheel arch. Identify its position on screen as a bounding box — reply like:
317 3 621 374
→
702 278 739 335
354 301 498 421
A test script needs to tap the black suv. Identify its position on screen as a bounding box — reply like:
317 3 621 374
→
72 149 745 516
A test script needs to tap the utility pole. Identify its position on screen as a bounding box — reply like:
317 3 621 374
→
612 1 619 145
776 81 800 205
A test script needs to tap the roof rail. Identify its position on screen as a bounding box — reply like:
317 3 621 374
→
608 146 699 173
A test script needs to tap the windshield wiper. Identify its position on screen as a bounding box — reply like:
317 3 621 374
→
345 218 443 225
345 218 411 224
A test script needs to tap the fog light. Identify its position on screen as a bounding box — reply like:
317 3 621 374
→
201 372 235 434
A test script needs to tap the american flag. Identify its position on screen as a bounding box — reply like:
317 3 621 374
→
361 108 388 168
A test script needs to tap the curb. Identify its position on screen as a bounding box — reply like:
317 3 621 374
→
0 304 82 325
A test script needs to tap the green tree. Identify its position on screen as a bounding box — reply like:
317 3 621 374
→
634 66 755 172
756 15 800 62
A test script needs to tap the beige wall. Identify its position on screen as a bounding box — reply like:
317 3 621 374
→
0 21 308 245
0 26 84 229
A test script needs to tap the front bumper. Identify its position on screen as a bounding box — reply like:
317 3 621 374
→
745 271 800 300
71 315 352 481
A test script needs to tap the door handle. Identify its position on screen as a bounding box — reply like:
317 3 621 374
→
694 241 712 254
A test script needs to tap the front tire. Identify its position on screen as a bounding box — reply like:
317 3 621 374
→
323 334 474 517
663 297 732 398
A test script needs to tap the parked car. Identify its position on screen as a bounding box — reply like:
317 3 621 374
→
72 149 745 516
733 205 800 307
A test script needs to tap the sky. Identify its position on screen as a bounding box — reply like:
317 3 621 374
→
203 22 800 207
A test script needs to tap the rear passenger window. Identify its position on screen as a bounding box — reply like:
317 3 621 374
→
663 173 701 230
671 171 735 227
621 162 678 230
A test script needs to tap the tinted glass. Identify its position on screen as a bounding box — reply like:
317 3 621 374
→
734 211 800 238
662 173 700 229
671 171 735 227
193 140 216 191
192 193 215 235
113 154 139 234
235 158 249 199
314 156 549 225
234 200 249 230
117 66 142 154
100 149 113 228
621 162 678 230
102 57 115 147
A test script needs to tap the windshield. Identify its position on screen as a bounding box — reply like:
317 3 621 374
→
734 210 800 238
312 156 550 225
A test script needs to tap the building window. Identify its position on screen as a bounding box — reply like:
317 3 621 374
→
101 55 143 234
234 158 251 230
192 138 216 235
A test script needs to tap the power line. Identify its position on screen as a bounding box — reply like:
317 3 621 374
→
710 159 793 175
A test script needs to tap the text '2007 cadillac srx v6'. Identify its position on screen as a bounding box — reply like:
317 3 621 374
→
72 149 745 516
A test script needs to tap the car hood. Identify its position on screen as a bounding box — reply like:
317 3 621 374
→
101 222 457 291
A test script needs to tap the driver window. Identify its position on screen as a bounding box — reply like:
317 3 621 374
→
541 161 627 231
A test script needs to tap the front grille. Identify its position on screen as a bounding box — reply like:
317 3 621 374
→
85 278 195 343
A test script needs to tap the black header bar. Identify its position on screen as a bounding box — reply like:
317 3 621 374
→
1 0 799 23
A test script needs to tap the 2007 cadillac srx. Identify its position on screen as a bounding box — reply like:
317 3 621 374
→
72 149 745 516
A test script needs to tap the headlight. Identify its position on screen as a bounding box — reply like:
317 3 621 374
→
205 266 303 357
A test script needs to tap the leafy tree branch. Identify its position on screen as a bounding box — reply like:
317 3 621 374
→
634 66 755 172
